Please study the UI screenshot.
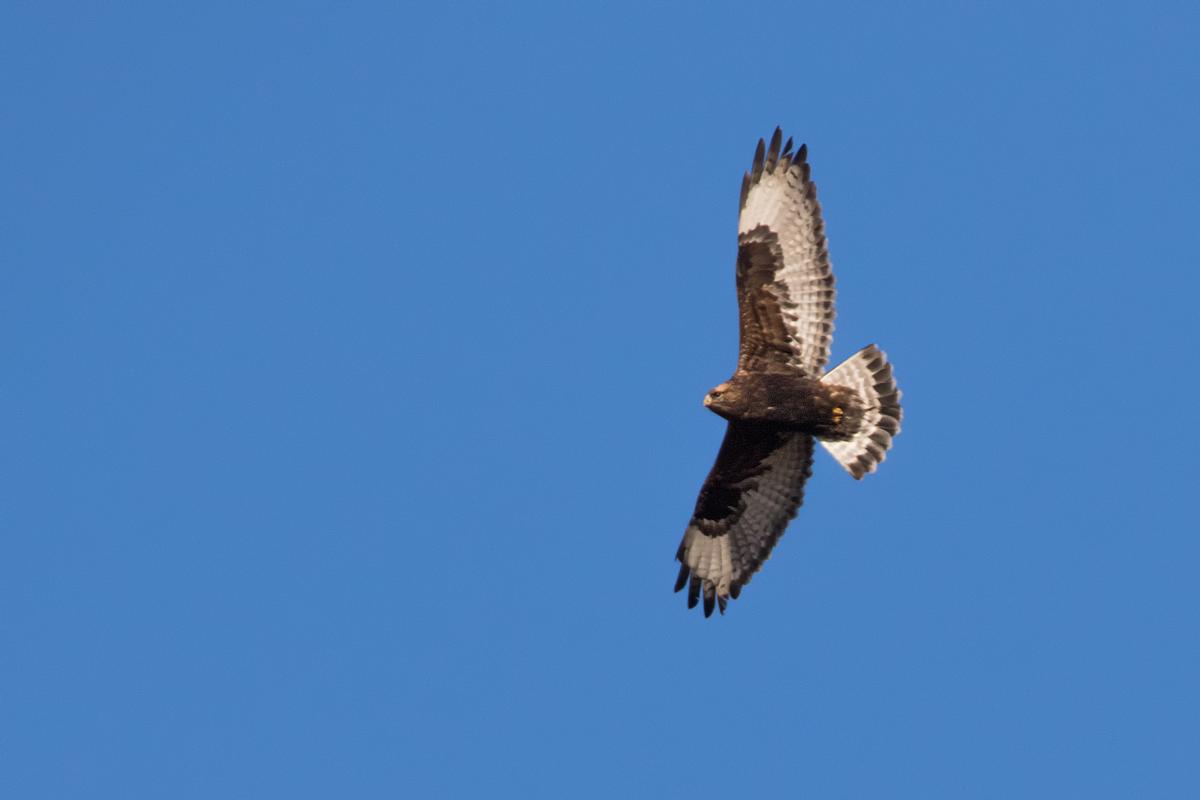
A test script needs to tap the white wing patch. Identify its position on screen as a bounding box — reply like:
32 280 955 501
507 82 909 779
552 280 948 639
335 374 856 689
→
819 345 902 479
676 433 813 615
738 131 836 376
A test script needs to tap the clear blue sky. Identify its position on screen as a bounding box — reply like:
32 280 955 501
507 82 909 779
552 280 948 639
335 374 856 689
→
4 2 1199 797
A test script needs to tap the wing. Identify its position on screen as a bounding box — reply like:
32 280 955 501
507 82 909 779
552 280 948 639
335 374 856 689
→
674 423 814 616
736 128 836 376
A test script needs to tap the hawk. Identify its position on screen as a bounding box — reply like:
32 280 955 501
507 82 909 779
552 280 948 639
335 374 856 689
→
674 128 903 616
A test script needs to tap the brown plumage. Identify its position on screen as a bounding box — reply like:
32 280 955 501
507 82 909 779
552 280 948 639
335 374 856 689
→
674 129 903 617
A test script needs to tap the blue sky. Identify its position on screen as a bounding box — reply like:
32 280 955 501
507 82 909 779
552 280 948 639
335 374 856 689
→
4 2 1199 797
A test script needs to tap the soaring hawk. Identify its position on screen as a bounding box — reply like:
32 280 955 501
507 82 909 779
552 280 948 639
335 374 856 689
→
674 129 903 616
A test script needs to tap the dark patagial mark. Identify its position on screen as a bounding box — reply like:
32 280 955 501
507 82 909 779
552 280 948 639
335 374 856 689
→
694 484 742 523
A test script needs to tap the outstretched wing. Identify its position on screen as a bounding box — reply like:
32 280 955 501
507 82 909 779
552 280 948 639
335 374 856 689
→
674 424 814 616
736 128 836 376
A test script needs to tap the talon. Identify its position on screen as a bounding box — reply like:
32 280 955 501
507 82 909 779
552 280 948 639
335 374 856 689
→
832 406 844 423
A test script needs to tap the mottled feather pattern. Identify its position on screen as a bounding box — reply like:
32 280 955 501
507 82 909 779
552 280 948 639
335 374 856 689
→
736 229 797 368
675 428 814 616
738 129 836 377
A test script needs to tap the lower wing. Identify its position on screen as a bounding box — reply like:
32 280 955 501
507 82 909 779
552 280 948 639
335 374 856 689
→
674 424 814 616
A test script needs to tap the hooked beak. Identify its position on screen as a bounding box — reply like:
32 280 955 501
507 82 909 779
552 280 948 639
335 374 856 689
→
703 394 712 407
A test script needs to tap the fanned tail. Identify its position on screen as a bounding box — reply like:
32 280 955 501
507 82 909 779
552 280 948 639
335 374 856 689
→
818 345 902 479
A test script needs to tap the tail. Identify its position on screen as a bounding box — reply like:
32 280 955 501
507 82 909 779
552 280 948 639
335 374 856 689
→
819 344 902 479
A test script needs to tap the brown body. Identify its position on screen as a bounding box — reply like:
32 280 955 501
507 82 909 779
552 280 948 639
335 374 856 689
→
704 367 864 440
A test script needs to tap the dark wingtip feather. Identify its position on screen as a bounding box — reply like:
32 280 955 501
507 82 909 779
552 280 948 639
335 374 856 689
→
687 574 701 609
766 128 782 172
703 587 715 617
717 594 728 615
673 563 690 593
798 142 808 163
750 138 765 182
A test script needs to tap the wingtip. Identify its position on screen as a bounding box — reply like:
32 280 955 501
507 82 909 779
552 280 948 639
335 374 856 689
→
751 138 766 180
673 563 689 593
766 128 783 172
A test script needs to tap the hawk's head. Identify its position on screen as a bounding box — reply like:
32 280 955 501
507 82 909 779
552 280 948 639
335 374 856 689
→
703 381 738 418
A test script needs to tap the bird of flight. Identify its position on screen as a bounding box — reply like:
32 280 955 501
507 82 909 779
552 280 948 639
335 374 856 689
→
674 129 902 617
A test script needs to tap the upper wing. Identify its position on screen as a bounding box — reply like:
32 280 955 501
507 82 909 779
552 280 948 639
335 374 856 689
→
736 128 836 376
674 423 814 616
